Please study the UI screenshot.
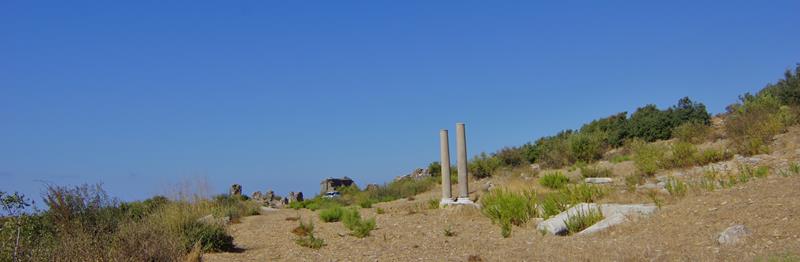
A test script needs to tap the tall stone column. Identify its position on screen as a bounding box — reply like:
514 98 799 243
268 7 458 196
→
456 123 470 201
440 130 452 201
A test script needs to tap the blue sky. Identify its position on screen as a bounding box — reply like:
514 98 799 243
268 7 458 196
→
2 1 799 202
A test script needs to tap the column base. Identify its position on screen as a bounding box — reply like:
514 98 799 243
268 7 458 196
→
455 197 474 204
440 197 480 208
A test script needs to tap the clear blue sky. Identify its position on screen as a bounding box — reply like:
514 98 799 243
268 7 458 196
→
2 1 798 202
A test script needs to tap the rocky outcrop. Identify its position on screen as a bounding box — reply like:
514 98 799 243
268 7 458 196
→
230 184 242 196
285 191 304 204
394 168 432 182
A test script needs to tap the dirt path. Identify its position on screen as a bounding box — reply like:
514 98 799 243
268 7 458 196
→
205 175 800 261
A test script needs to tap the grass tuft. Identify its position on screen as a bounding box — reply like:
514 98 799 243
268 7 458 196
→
539 172 570 189
563 207 604 235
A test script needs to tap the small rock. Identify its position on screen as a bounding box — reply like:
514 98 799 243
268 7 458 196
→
718 225 751 245
584 177 613 184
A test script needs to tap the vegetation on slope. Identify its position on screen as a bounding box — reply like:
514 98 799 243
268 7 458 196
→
0 184 259 261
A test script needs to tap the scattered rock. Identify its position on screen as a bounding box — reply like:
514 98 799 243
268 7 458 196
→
637 183 667 193
718 225 751 245
481 182 495 192
286 191 304 203
530 164 541 173
584 177 613 184
251 191 263 200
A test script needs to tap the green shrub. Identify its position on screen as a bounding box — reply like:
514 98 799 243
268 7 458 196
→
358 199 374 208
426 199 439 210
469 152 503 179
376 208 385 214
495 147 528 167
580 166 612 178
341 208 376 238
696 148 733 165
180 220 233 252
500 221 512 238
539 172 570 189
563 207 604 235
790 163 800 175
568 132 607 163
560 184 606 203
673 121 712 144
480 189 538 237
319 207 345 222
610 154 631 163
632 140 667 175
625 174 644 191
725 94 793 155
294 219 325 249
540 193 570 219
288 201 304 210
301 198 341 211
758 64 800 106
443 225 456 237
663 141 698 168
665 177 687 198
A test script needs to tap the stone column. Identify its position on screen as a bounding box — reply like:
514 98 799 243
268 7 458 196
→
440 130 452 201
456 123 470 201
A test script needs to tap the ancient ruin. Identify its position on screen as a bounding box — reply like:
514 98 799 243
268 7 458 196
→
440 123 477 207
320 176 355 194
229 184 242 197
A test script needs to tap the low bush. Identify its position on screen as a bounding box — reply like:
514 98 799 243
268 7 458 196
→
341 208 376 238
0 183 257 261
539 172 570 189
426 199 439 210
563 207 604 235
696 148 733 165
180 220 233 252
610 154 631 163
725 94 794 155
540 193 570 219
443 225 456 237
480 189 538 237
299 198 342 211
673 121 712 144
663 141 698 168
665 177 688 198
319 206 345 222
625 174 644 191
294 219 325 249
580 166 612 178
469 152 503 179
631 140 667 175
560 184 606 203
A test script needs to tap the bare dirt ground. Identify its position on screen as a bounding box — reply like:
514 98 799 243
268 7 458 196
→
205 174 800 261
